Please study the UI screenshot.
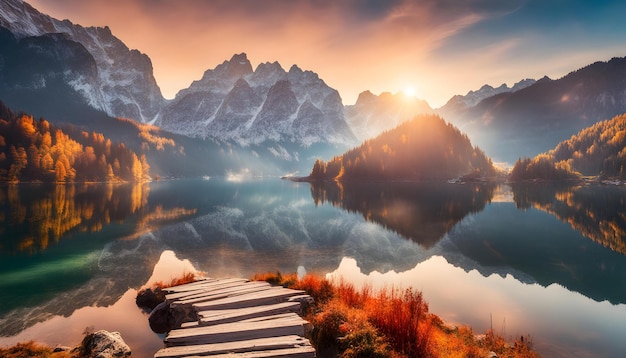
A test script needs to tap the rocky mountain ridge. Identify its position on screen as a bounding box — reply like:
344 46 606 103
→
439 78 536 113
4 0 626 167
0 0 356 149
0 0 165 122
157 53 356 147
438 57 626 163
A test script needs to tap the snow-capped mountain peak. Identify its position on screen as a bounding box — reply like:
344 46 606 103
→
0 0 164 122
443 78 537 110
157 54 356 147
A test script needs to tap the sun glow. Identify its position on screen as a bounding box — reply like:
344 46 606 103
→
403 85 417 97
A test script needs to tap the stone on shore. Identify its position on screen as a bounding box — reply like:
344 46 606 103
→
149 301 190 333
79 330 131 358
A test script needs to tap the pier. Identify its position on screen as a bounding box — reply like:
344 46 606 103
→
153 278 316 358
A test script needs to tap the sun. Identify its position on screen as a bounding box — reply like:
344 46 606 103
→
403 85 417 97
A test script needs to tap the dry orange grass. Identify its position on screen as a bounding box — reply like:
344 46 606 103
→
152 271 199 289
0 341 73 358
254 271 540 358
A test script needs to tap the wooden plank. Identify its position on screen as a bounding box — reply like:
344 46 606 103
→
164 278 248 293
164 278 250 294
172 283 274 306
238 312 303 324
167 281 271 302
165 281 269 301
154 335 310 358
288 294 314 303
165 314 308 346
181 321 199 328
193 288 306 311
161 278 217 292
181 347 316 358
198 302 301 326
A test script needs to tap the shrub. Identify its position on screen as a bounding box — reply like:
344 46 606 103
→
252 271 540 358
152 271 199 289
0 341 73 358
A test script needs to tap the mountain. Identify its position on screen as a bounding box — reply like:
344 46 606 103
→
440 57 626 163
439 79 535 114
0 1 354 175
307 114 496 181
0 0 165 122
157 53 356 147
510 114 626 180
344 90 433 141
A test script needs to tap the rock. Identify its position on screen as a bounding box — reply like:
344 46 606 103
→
288 294 315 315
79 330 131 358
136 287 165 311
148 301 176 334
149 300 195 333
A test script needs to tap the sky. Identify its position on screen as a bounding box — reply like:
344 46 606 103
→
28 0 626 107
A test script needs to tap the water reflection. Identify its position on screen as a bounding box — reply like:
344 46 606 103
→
0 182 197 327
309 181 496 247
1 179 625 358
445 188 626 304
328 256 626 358
0 251 195 357
0 183 150 254
511 183 626 256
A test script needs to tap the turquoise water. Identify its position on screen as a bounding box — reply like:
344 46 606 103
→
0 179 625 357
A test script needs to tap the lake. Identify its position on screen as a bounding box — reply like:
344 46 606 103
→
0 178 625 357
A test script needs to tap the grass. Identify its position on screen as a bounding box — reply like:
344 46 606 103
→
253 271 540 358
151 271 199 289
0 341 73 358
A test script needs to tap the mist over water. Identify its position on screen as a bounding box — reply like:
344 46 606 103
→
0 179 625 357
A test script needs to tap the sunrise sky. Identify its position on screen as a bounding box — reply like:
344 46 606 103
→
28 0 626 107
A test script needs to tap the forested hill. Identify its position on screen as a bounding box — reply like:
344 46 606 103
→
510 114 626 180
0 101 149 183
308 114 496 181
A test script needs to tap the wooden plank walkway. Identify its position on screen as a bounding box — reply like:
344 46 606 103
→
154 278 315 358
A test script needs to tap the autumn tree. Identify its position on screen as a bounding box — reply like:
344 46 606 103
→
0 100 151 183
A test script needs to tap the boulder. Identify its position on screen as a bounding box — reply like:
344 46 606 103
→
148 301 194 333
79 330 131 358
148 301 173 333
136 287 165 311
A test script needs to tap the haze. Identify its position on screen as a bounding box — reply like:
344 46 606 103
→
28 0 626 107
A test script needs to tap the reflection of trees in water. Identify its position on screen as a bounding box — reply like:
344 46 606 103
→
0 183 199 253
511 183 626 256
0 183 192 254
310 181 495 248
0 182 198 335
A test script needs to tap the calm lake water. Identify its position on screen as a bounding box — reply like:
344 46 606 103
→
0 178 625 357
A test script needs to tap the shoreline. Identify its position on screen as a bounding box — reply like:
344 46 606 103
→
2 271 540 358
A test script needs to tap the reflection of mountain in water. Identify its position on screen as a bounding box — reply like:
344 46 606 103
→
511 183 626 256
1 178 441 335
0 234 165 336
446 184 626 305
310 181 496 248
